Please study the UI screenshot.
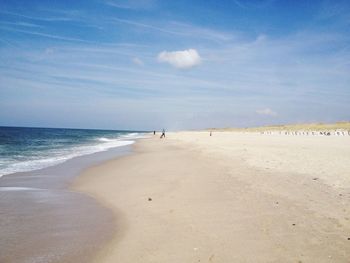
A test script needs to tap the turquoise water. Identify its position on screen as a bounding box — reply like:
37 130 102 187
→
0 126 145 176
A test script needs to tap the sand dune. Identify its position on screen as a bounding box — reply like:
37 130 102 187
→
208 121 350 132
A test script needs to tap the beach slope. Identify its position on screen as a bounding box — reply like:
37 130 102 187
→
74 132 350 262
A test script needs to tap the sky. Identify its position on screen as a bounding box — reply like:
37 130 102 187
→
0 0 349 130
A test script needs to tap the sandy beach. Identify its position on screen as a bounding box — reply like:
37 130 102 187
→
2 0 350 261
74 132 350 262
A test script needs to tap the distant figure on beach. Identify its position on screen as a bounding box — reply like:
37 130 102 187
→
153 131 156 135
210 131 212 136
160 129 165 138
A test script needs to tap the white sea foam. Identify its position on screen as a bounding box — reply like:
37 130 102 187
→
120 133 149 139
97 137 113 142
0 135 139 177
0 187 43 191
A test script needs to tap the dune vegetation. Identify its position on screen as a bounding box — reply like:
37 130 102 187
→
208 122 350 132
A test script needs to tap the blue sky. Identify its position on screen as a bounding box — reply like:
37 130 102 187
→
0 0 349 130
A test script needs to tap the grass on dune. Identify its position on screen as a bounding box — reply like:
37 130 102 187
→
207 122 350 132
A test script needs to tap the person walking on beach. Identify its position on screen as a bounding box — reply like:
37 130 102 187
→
153 130 156 135
160 129 165 139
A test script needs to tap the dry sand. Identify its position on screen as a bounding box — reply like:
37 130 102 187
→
73 132 350 263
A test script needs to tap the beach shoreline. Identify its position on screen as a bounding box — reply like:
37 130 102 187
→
73 132 350 262
0 141 136 263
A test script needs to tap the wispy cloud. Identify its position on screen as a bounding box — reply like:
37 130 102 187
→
232 0 246 9
108 17 182 35
256 108 277 116
0 26 95 43
132 57 144 66
232 0 276 9
0 21 43 28
1 1 350 129
108 18 234 43
0 10 75 22
168 21 235 42
104 0 156 9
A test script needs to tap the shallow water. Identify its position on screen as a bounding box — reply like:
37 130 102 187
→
0 144 134 263
0 126 141 177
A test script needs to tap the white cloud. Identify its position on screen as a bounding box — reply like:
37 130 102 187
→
157 49 201 69
132 57 144 66
256 108 277 116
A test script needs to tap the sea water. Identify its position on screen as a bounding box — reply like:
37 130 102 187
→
0 126 145 177
0 126 146 262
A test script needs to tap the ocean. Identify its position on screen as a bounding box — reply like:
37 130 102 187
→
0 126 145 177
0 126 146 262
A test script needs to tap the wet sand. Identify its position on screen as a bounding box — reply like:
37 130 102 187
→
0 146 132 263
74 132 350 262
